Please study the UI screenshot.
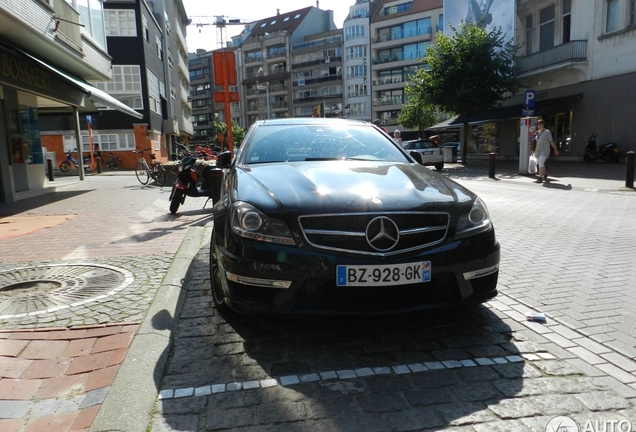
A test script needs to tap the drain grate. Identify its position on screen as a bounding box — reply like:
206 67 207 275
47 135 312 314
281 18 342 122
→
0 263 133 319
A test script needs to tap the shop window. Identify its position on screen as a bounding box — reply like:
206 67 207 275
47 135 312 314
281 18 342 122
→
468 123 498 155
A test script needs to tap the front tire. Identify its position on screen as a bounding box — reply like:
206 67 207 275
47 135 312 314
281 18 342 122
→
210 229 231 314
59 161 71 172
169 188 185 214
583 154 595 163
135 161 150 185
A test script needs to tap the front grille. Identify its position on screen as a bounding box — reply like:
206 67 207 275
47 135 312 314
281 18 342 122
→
293 273 461 312
298 212 449 256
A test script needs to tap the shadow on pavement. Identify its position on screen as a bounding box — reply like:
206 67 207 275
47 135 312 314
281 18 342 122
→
156 249 525 430
0 190 92 216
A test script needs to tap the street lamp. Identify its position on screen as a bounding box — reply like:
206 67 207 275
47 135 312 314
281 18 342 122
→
257 85 270 119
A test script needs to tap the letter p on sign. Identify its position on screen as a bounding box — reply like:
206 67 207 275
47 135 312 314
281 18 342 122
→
524 90 536 108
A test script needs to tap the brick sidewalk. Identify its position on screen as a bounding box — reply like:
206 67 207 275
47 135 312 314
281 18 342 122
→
0 174 207 432
0 324 138 432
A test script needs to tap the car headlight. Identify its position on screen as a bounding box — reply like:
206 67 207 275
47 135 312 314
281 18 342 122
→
230 201 296 245
455 197 492 238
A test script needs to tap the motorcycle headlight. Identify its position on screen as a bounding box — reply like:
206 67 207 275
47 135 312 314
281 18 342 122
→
230 202 296 246
455 197 493 239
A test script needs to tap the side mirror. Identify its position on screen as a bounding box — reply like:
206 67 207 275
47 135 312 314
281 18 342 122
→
410 151 422 164
216 151 233 168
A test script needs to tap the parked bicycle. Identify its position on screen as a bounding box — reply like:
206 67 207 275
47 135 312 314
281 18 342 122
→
59 149 92 173
95 151 122 170
133 148 166 186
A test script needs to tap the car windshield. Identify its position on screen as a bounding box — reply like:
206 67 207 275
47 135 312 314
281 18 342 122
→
243 124 409 164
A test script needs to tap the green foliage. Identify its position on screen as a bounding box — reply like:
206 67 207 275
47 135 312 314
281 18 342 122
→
213 120 246 149
399 78 440 138
411 21 519 162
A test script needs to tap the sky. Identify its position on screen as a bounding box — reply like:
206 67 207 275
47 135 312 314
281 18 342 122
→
182 0 352 52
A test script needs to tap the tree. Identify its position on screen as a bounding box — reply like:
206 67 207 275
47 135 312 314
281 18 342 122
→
398 80 439 138
412 21 519 163
213 120 246 150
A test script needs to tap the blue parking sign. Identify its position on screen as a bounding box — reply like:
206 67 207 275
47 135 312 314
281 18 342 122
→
524 90 536 108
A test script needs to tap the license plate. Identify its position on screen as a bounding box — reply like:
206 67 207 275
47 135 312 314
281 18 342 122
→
336 261 431 287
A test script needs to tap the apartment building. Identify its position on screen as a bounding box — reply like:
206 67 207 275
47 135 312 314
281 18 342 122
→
0 0 143 203
291 29 344 118
369 0 443 140
342 0 376 122
164 0 193 144
37 0 193 171
188 50 215 145
238 7 337 128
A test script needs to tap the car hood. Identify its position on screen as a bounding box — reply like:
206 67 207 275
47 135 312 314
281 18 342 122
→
233 161 475 215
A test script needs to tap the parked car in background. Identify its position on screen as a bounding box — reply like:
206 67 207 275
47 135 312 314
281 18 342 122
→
402 139 444 171
210 118 500 315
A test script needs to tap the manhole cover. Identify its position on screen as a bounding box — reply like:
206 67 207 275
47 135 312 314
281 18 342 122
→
0 263 133 319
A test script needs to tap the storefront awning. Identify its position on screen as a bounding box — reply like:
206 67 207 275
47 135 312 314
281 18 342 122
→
15 48 143 119
427 94 583 131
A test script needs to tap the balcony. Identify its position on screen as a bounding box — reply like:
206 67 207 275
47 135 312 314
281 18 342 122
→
517 40 587 75
373 96 404 107
292 75 342 87
180 85 189 104
373 76 404 86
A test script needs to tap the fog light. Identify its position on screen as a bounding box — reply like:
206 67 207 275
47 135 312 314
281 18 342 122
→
463 264 499 280
226 272 292 288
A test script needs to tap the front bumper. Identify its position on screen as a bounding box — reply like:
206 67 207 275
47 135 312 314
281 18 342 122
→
214 227 500 315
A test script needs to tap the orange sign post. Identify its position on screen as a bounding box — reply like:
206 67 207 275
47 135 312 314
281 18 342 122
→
213 51 239 155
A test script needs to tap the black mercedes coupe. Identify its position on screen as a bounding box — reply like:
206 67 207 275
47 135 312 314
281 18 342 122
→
210 118 499 315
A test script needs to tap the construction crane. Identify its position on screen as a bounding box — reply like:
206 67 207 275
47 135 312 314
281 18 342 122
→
189 15 252 49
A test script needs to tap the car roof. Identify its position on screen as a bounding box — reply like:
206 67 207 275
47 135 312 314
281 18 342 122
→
403 139 436 144
254 118 370 127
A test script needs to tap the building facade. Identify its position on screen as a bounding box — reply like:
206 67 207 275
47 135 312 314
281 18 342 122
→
370 0 443 140
188 50 215 146
238 7 338 128
38 0 194 173
342 0 376 122
0 0 142 203
291 29 344 119
430 0 636 161
163 0 193 144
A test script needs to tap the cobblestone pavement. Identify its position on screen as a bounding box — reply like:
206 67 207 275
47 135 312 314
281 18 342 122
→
1 164 635 432
149 163 636 431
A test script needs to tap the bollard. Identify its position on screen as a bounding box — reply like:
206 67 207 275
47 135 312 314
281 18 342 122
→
488 153 496 178
626 151 635 189
47 159 54 181
96 157 102 174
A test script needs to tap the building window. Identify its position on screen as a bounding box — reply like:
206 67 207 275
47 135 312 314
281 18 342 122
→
562 0 571 43
155 35 163 59
539 5 555 51
383 2 412 16
606 0 619 33
142 14 149 42
525 14 534 56
77 0 106 49
89 65 143 110
105 10 136 36
347 45 367 60
345 25 365 40
147 69 162 115
630 0 636 26
64 133 135 152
